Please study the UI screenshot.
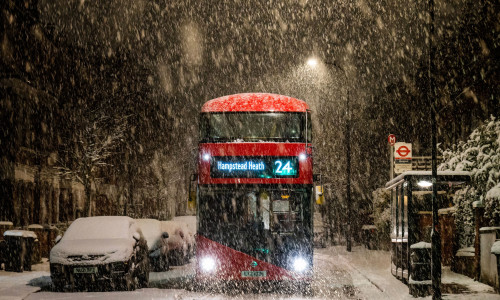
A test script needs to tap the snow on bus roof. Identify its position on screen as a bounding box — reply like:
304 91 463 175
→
201 93 309 113
385 170 471 188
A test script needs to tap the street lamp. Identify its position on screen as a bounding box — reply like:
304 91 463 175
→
307 58 318 67
428 0 441 298
306 56 352 252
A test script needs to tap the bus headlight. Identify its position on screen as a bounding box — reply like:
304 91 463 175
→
202 153 211 161
200 257 216 273
292 257 309 272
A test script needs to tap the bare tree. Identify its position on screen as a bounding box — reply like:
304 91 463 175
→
56 110 129 217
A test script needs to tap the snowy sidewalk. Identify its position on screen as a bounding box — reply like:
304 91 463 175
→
0 259 50 300
328 245 498 299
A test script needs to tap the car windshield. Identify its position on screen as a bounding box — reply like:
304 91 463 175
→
200 112 311 142
62 217 131 241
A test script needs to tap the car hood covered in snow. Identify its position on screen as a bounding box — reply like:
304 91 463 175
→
50 238 135 265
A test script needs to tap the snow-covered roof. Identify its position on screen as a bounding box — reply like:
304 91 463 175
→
385 170 471 189
201 93 309 113
4 230 37 239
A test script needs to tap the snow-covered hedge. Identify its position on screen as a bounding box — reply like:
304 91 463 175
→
372 187 391 249
439 116 500 247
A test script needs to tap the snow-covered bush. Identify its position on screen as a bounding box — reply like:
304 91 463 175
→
439 116 500 247
372 187 391 249
452 186 477 247
485 183 500 226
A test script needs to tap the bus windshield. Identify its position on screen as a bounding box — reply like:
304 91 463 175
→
198 189 305 236
200 112 311 142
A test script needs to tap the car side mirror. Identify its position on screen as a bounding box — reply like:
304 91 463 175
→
55 235 62 244
133 232 141 241
162 232 169 239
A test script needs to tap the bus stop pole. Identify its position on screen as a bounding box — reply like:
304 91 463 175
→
346 90 352 253
390 145 394 180
429 0 441 298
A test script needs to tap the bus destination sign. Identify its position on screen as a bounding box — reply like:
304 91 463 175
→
211 156 299 178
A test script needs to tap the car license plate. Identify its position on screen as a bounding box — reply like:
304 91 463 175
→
241 271 267 277
73 266 97 274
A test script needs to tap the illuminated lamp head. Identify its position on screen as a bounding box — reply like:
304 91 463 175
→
298 153 307 161
417 180 432 188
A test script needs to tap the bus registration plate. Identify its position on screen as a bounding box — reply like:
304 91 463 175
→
241 271 267 277
74 266 97 274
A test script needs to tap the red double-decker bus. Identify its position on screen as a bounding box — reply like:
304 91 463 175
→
195 93 314 291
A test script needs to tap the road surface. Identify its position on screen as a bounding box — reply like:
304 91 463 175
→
1 246 497 299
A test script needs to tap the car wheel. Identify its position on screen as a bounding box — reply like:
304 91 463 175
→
163 254 170 271
157 254 169 271
52 281 65 292
138 261 149 288
138 270 149 288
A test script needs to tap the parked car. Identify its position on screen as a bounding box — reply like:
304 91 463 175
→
161 220 189 265
135 219 169 272
50 216 149 291
173 216 196 258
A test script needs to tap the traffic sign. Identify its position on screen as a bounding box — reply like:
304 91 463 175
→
388 134 396 146
394 142 412 174
394 142 412 159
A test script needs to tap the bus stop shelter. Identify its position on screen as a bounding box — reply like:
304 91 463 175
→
385 171 470 295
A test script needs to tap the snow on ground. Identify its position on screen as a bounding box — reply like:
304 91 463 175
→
1 246 498 299
331 246 498 300
0 259 49 300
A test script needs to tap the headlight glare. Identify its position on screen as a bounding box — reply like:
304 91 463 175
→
293 257 308 272
200 256 216 273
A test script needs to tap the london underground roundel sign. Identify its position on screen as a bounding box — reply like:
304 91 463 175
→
394 142 412 159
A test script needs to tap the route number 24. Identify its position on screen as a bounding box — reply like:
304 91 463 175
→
275 160 293 174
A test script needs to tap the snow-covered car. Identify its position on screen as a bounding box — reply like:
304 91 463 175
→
173 216 196 258
135 219 170 272
50 216 149 291
161 220 190 265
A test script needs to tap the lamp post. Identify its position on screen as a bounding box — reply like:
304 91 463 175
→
306 57 352 252
428 0 441 298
